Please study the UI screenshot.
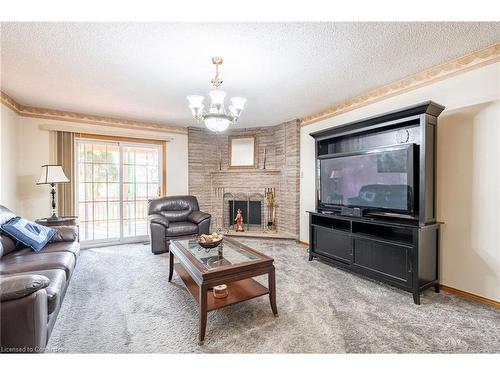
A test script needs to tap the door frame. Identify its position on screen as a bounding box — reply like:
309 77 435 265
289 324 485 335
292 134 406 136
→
74 133 167 246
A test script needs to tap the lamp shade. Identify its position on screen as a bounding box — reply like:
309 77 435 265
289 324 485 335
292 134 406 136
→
209 90 227 106
37 165 69 184
230 97 246 111
187 95 204 110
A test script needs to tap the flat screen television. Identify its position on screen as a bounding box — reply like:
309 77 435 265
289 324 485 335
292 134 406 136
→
318 144 417 215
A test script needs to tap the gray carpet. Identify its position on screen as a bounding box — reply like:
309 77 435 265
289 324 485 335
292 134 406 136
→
46 239 500 353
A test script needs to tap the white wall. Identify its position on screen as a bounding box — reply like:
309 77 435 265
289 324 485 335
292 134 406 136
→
0 104 189 220
165 131 188 196
12 116 53 219
0 104 20 211
300 62 500 301
437 101 500 302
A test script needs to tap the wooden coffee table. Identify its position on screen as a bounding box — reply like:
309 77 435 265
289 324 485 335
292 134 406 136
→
169 236 278 344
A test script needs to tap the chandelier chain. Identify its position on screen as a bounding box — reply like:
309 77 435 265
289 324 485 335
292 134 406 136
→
211 56 223 88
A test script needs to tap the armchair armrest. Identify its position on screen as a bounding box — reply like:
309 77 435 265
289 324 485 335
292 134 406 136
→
0 274 50 302
188 211 211 224
149 213 169 228
50 225 79 242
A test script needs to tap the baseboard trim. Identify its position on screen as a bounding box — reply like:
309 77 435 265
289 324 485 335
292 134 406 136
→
439 285 499 308
299 240 309 248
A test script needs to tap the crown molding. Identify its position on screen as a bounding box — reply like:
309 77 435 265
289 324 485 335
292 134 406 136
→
300 42 500 126
0 91 22 113
0 91 188 135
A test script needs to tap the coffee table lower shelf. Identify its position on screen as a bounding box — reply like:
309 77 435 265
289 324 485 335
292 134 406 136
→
174 263 269 312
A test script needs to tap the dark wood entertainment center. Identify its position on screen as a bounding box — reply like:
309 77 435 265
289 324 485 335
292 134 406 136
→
308 101 444 304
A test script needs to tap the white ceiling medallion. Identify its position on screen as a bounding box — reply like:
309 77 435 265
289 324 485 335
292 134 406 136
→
187 56 246 132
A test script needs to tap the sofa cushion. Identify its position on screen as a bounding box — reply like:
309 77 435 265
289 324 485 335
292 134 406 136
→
43 270 66 316
0 251 76 279
165 221 198 237
0 234 18 258
0 217 56 251
13 240 80 259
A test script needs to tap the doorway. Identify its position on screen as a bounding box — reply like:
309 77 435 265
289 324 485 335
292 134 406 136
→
75 136 165 245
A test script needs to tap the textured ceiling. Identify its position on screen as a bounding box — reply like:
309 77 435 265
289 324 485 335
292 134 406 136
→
1 22 499 128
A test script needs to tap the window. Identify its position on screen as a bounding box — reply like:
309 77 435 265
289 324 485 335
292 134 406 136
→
75 136 165 244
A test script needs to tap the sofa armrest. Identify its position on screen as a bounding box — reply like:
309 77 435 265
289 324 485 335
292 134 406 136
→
188 211 211 225
148 214 169 228
0 274 50 302
1 286 48 352
50 225 79 242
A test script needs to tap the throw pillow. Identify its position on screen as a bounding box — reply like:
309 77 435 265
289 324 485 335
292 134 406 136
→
0 217 56 251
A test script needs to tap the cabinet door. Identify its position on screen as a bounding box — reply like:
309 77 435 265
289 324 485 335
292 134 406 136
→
353 238 412 287
313 226 352 264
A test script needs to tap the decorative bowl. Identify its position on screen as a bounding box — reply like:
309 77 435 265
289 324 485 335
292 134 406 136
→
198 234 223 249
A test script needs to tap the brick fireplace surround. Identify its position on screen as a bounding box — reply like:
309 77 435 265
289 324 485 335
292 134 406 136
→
188 120 300 239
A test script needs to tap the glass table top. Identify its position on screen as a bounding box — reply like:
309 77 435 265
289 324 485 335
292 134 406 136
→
175 238 260 270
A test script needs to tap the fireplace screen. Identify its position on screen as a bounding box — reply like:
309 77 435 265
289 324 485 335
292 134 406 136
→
223 192 264 231
229 201 262 226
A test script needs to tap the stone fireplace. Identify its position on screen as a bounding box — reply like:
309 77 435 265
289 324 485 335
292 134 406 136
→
208 169 284 236
188 120 300 239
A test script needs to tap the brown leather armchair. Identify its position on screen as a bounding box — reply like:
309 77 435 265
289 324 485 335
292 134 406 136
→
148 195 211 254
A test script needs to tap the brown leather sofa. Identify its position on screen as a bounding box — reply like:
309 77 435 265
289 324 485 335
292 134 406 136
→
148 195 211 254
0 205 79 353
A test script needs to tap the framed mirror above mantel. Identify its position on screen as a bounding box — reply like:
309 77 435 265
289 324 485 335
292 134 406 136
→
228 135 257 169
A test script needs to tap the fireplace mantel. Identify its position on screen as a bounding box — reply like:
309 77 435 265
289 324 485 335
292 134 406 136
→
209 169 281 175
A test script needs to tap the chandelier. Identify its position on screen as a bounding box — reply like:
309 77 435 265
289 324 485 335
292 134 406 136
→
187 56 246 132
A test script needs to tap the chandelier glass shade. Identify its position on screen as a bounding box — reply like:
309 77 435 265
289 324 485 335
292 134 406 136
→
187 57 246 132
